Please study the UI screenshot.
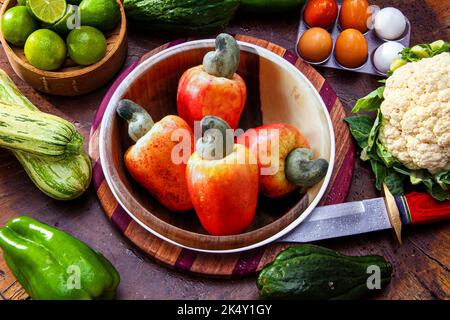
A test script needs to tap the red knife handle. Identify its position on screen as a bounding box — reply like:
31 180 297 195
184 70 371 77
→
394 192 450 225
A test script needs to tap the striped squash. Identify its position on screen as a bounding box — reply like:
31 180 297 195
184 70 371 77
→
0 69 92 200
0 101 84 157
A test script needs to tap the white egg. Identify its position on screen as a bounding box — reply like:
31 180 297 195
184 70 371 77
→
374 7 407 40
373 41 405 74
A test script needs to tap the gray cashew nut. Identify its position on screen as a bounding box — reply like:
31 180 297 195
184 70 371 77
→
285 148 329 187
203 33 240 79
196 115 234 160
116 99 154 142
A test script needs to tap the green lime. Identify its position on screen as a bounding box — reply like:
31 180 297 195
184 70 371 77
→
24 29 67 70
1 6 38 47
50 4 79 36
26 0 67 24
79 0 120 31
17 0 28 5
67 26 106 65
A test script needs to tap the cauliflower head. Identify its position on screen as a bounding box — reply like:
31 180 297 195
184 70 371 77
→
379 52 450 174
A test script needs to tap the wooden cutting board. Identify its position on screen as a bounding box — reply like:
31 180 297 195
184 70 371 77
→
88 35 355 277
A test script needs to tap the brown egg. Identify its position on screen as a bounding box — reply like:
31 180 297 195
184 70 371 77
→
334 29 368 68
297 27 333 63
339 0 372 33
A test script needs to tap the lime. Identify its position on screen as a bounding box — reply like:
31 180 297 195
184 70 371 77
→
67 26 106 65
26 0 67 24
24 29 67 70
1 6 38 47
79 0 120 31
50 4 79 36
17 0 28 5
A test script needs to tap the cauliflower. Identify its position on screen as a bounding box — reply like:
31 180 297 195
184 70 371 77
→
379 52 450 174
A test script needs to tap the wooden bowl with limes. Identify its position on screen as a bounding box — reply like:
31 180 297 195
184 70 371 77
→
0 0 127 96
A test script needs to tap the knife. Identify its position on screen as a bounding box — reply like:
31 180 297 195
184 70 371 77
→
279 185 450 244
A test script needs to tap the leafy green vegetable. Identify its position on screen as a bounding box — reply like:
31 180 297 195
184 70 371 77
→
345 111 450 199
343 115 373 148
388 58 407 73
388 40 450 75
429 40 448 51
367 110 382 151
351 86 385 113
384 170 405 195
393 167 450 201
410 45 430 59
346 111 383 163
428 185 450 202
376 140 396 167
401 41 450 62
436 172 449 190
370 159 387 191
369 159 404 195
344 40 450 201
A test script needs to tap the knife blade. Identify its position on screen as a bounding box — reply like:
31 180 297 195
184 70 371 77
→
279 189 450 243
279 198 391 243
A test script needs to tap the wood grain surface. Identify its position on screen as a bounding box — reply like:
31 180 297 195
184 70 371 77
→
0 0 449 300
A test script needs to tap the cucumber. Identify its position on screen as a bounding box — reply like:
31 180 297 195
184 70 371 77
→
257 244 393 299
241 0 305 12
124 0 240 34
0 69 91 200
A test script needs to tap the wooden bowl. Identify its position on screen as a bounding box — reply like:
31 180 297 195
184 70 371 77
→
0 0 127 96
99 40 335 253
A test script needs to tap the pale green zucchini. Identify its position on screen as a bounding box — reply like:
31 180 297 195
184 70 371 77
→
0 69 92 200
15 151 92 200
0 101 84 157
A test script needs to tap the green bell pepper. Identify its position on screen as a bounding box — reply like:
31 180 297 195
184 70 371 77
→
0 216 120 300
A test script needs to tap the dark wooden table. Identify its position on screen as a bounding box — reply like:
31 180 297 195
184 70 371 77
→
0 0 449 300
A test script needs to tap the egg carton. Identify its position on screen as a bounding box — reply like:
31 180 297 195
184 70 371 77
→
295 3 412 76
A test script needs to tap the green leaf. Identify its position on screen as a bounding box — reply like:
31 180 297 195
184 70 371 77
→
429 40 450 55
376 140 396 167
352 87 385 113
344 115 374 149
369 159 404 194
366 109 383 154
344 115 387 164
360 147 370 161
393 166 428 184
428 185 450 201
389 58 407 75
393 166 450 201
384 170 405 195
435 171 450 190
370 159 387 191
410 45 430 58
400 47 422 62
399 41 450 64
